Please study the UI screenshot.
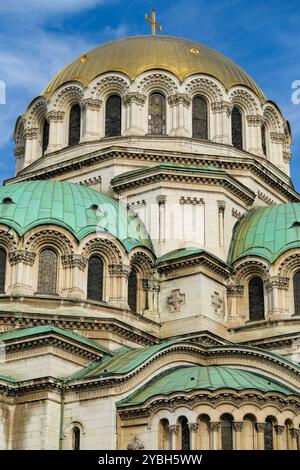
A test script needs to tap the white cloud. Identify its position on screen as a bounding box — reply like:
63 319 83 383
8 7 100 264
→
0 0 108 14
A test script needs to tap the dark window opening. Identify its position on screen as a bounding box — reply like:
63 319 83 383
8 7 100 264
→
105 95 121 137
192 95 208 139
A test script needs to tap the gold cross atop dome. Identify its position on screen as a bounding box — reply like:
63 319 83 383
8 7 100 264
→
145 9 162 36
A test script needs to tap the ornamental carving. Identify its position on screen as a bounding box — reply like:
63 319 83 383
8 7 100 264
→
255 423 265 432
185 77 223 101
168 425 179 434
108 263 130 277
82 238 122 263
91 75 130 98
167 93 191 108
80 98 102 111
211 101 232 115
246 115 264 126
0 230 18 251
61 254 87 271
263 105 283 133
233 422 243 432
180 196 204 205
232 208 242 219
270 132 285 144
25 230 74 255
257 191 276 205
24 127 39 140
265 276 289 291
123 92 146 107
8 250 36 266
283 151 292 163
229 89 259 113
46 110 65 122
227 284 244 297
211 291 225 319
188 423 199 432
127 436 145 450
54 84 84 107
274 425 285 435
137 73 178 95
142 278 160 292
166 289 186 313
210 422 220 431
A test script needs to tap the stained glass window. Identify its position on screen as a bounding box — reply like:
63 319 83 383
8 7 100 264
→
42 118 49 154
128 270 137 312
261 124 267 156
37 249 57 295
232 106 243 149
105 95 121 137
0 248 6 293
179 416 190 450
68 104 81 146
249 277 265 321
193 95 208 139
87 256 103 301
221 414 233 450
264 418 273 450
148 93 166 135
72 427 80 450
293 271 300 315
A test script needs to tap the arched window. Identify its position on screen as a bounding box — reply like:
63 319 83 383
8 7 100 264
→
0 248 6 293
264 418 274 450
105 95 121 137
249 277 265 321
192 95 208 139
128 269 137 313
42 118 49 154
37 249 57 295
221 414 233 450
293 271 300 315
68 103 81 146
261 124 267 156
72 426 81 450
87 256 103 301
148 92 166 135
159 419 171 450
179 416 190 450
231 106 243 149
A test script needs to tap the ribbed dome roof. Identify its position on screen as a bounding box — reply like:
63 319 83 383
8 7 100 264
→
42 35 265 101
228 203 300 264
0 180 153 251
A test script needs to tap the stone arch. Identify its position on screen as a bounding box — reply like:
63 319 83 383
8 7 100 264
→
24 227 75 255
129 250 155 277
234 259 269 285
89 73 130 100
50 81 84 109
81 237 123 265
137 72 178 96
263 102 284 133
14 116 26 161
229 87 260 115
0 227 18 252
185 76 224 102
277 251 300 277
24 96 47 128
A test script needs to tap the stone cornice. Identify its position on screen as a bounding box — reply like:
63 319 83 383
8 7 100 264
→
8 145 299 202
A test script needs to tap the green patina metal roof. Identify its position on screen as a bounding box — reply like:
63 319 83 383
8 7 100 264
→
0 325 111 355
0 375 16 383
157 247 229 267
228 203 300 264
0 180 153 251
117 365 297 407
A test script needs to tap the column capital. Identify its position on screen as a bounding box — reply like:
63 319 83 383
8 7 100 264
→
227 284 244 297
168 425 179 434
46 110 65 122
80 98 102 111
8 250 36 266
210 421 220 431
188 423 199 432
233 421 243 432
246 114 264 127
156 195 167 205
270 132 285 144
168 93 191 108
265 276 289 291
123 92 146 107
61 254 87 271
24 127 39 140
255 422 265 433
211 100 232 116
217 200 226 212
109 263 130 277
274 425 285 435
289 428 298 439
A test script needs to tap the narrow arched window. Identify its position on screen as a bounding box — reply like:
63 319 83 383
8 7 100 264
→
293 271 300 315
261 124 267 156
87 256 103 301
105 95 121 137
42 118 49 154
264 418 273 450
68 103 81 146
128 269 137 313
37 249 57 295
0 248 6 293
249 277 265 321
179 416 190 450
72 426 80 450
231 106 243 149
192 95 208 139
221 414 233 450
148 92 166 135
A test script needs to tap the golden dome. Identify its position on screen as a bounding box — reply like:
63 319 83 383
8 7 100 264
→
42 35 265 101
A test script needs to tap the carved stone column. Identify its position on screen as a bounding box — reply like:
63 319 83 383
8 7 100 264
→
24 127 39 166
217 200 226 248
233 422 243 450
142 279 160 322
188 423 199 450
226 284 244 325
156 195 167 244
61 254 87 300
211 101 232 144
289 429 298 451
168 425 179 450
246 115 264 156
46 110 65 153
80 99 102 141
210 422 221 450
168 94 191 137
14 146 25 173
255 423 265 450
265 276 289 319
8 250 36 296
123 93 146 136
274 425 285 450
109 263 130 309
270 132 285 169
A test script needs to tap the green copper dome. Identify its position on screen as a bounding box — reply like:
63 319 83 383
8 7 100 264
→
228 203 300 264
0 180 153 251
117 365 296 407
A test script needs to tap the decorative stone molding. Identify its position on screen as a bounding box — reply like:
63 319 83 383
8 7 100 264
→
168 93 191 108
232 208 242 219
8 250 36 266
263 105 283 133
270 132 285 144
265 276 289 291
168 425 179 434
283 151 292 163
46 110 65 122
128 200 146 210
54 84 84 106
14 146 25 158
109 263 130 277
278 253 300 276
227 284 244 297
127 436 145 450
25 230 74 255
156 195 167 205
246 115 264 126
211 291 225 319
82 238 122 263
229 89 259 113
142 279 160 292
137 73 178 95
257 190 276 205
188 423 199 432
210 422 220 431
179 196 204 205
61 254 87 271
217 200 226 212
274 425 285 435
289 428 298 439
80 98 102 111
123 92 146 107
24 127 39 140
211 101 232 116
0 230 18 251
130 252 154 276
255 423 265 432
185 77 223 101
79 176 102 187
233 422 243 432
91 75 130 98
166 289 186 313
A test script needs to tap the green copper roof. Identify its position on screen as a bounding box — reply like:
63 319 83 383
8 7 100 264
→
157 247 229 267
117 365 297 407
228 203 300 264
0 180 153 251
0 375 16 383
0 325 111 355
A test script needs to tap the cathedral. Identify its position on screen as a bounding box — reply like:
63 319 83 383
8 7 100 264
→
0 31 300 451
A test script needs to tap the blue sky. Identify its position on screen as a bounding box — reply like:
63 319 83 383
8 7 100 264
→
0 0 299 189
